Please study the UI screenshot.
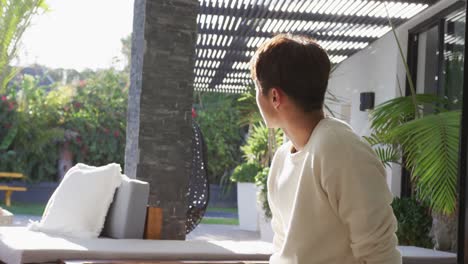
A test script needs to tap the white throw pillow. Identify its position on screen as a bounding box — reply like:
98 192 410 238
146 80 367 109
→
28 163 122 238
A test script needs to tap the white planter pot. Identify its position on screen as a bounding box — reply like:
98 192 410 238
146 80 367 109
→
259 212 274 242
256 186 274 242
237 182 259 231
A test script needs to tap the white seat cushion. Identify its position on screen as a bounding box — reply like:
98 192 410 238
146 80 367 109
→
0 227 273 264
0 227 457 264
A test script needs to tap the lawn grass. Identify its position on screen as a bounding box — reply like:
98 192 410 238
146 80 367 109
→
1 202 45 216
206 207 238 214
201 217 239 225
2 203 239 221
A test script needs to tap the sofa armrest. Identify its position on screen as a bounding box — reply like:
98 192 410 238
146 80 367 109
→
102 175 149 239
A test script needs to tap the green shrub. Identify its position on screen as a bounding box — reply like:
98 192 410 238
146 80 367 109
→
195 93 244 184
0 76 64 181
230 162 261 183
392 197 434 248
0 69 128 181
64 70 128 166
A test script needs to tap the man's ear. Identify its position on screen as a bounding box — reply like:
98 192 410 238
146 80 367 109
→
270 87 282 110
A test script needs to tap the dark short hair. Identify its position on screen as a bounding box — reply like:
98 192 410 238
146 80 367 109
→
250 34 331 112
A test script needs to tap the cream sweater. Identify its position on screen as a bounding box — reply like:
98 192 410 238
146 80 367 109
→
268 117 402 264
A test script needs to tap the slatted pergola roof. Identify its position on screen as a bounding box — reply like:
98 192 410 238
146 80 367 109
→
193 0 439 94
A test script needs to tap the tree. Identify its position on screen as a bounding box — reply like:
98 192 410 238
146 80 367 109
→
121 34 131 73
0 0 48 93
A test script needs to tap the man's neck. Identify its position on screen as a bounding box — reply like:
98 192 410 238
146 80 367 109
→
283 110 325 153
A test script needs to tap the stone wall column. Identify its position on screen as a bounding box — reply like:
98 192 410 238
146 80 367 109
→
125 0 199 240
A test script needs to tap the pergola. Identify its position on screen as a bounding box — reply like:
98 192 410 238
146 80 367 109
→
193 0 439 94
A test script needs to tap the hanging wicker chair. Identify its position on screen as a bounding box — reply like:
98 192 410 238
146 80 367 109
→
185 121 209 234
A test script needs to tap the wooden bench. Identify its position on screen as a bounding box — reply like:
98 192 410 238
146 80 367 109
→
0 172 27 207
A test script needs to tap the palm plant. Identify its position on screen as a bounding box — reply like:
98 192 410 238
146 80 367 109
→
240 122 283 168
365 13 462 215
0 0 48 93
368 102 460 215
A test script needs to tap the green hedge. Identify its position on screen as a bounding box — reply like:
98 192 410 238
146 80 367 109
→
0 70 128 182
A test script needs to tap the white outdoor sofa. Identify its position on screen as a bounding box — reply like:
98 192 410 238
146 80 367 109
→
0 177 273 264
0 177 456 264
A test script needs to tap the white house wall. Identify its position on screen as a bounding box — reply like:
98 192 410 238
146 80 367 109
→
327 0 462 196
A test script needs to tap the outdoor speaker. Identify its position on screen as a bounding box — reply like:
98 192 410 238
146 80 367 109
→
360 92 375 111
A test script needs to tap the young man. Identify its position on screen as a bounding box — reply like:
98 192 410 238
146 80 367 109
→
250 34 401 264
